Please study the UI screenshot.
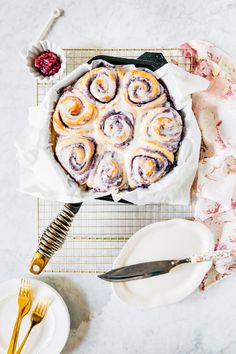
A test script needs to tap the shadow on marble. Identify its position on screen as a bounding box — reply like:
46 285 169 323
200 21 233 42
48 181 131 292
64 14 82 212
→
39 275 90 353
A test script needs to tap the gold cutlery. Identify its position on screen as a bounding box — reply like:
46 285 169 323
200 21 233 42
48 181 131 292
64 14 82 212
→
15 300 48 354
7 279 32 354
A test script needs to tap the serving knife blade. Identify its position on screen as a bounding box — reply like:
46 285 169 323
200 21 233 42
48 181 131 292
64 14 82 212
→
98 259 190 282
98 248 236 282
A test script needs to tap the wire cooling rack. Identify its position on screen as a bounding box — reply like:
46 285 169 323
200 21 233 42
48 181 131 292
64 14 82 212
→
37 48 193 273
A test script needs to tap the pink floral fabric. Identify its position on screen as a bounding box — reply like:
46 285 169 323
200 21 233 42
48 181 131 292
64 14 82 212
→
181 40 236 289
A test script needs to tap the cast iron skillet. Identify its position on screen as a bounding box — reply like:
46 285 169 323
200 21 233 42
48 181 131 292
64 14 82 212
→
29 52 168 274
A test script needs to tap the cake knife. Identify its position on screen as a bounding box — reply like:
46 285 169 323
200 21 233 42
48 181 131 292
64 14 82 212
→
98 249 236 282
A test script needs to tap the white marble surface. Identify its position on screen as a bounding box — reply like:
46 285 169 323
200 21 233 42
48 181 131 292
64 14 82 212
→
1 0 236 353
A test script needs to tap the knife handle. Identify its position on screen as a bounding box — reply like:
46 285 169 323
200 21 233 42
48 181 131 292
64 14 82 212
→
190 249 236 263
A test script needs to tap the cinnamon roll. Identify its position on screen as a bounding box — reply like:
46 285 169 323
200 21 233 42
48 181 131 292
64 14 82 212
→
78 67 118 103
88 151 126 192
51 62 184 194
127 148 174 188
122 69 166 107
53 89 96 135
142 107 183 152
55 137 96 185
96 110 134 148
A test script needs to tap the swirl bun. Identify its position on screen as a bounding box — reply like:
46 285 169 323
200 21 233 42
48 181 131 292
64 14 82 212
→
96 110 134 148
53 89 96 135
52 62 184 194
78 67 118 103
127 148 174 188
88 151 126 192
142 107 183 152
55 137 96 185
122 69 166 107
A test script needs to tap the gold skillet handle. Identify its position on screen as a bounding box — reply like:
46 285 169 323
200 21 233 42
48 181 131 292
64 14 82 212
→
29 252 49 275
29 203 82 275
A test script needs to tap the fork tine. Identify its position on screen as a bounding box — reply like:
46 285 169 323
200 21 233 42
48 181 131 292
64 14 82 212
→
26 281 30 295
25 279 30 296
36 300 48 316
19 279 25 295
29 287 32 299
35 302 42 313
23 286 26 296
40 302 48 316
19 278 32 298
19 283 22 296
42 302 48 316
40 302 46 315
42 300 47 311
38 303 43 315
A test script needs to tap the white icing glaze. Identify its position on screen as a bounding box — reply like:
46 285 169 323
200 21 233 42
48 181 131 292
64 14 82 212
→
17 61 208 204
87 151 126 192
141 106 183 152
53 65 180 191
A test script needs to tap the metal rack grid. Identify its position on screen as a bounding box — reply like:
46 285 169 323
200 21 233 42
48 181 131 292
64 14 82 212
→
37 48 193 273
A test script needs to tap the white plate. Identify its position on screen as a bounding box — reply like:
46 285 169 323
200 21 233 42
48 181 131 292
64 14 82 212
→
112 219 214 308
0 278 70 354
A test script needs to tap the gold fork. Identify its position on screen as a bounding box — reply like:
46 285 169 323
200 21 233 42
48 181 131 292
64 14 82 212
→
15 300 49 354
7 278 32 354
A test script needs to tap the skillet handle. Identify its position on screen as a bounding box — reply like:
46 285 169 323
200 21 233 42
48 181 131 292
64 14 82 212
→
87 52 167 72
29 203 82 275
137 52 168 70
